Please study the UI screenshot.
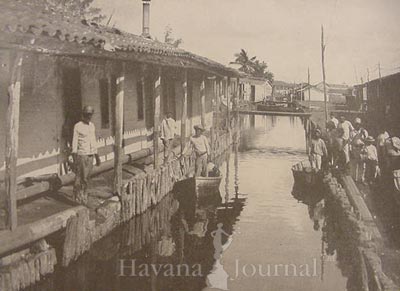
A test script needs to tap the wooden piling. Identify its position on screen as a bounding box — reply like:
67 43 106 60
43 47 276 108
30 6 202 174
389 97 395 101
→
154 67 162 168
180 69 188 153
225 77 230 131
5 52 23 231
200 77 206 128
114 62 125 196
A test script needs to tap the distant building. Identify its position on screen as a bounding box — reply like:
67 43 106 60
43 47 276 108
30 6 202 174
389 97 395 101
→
354 71 400 136
272 80 297 99
295 82 350 105
241 76 272 102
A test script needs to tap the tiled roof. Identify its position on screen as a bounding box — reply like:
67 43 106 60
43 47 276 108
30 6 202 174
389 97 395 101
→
0 0 237 76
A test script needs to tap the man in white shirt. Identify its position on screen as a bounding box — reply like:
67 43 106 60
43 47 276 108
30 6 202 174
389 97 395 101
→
337 116 354 166
160 112 177 161
184 125 211 177
72 106 101 204
330 112 339 128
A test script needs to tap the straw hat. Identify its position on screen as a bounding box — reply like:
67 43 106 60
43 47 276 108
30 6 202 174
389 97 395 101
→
194 124 205 131
365 136 375 143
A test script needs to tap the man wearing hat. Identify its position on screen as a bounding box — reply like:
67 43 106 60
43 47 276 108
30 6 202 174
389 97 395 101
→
363 136 379 184
337 116 354 166
160 111 177 161
184 125 211 177
350 117 368 182
71 105 101 204
309 128 328 171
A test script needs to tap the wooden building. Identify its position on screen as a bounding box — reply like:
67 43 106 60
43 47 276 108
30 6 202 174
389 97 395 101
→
0 0 238 230
354 71 400 136
240 75 272 103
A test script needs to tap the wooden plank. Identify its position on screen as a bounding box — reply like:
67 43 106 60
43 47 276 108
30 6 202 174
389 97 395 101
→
340 175 374 222
237 110 312 117
140 64 147 125
225 77 230 130
200 77 206 128
5 51 23 231
180 69 188 153
114 62 125 195
154 67 162 168
0 206 86 257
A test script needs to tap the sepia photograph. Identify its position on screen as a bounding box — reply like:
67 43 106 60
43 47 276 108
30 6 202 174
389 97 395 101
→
0 0 399 290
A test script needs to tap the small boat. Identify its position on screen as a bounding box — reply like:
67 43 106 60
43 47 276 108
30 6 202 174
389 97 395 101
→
291 160 320 186
195 176 223 189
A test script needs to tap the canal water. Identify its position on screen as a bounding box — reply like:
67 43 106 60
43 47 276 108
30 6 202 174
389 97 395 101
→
30 116 352 291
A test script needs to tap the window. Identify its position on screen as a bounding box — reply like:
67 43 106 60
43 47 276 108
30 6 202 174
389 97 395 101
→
99 78 110 129
136 80 144 120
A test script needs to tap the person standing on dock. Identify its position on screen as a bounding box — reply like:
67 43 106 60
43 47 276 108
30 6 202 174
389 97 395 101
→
376 128 390 173
329 112 339 128
72 106 101 204
184 125 211 177
363 136 379 184
160 112 177 162
337 116 354 167
350 118 368 182
309 129 328 171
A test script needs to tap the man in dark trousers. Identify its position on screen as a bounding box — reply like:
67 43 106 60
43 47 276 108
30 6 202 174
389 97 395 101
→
72 106 101 204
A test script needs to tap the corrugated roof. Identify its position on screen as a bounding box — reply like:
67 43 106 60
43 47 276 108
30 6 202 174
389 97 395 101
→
0 0 237 76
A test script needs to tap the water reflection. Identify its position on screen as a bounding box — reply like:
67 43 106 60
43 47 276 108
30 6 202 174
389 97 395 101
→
25 115 354 291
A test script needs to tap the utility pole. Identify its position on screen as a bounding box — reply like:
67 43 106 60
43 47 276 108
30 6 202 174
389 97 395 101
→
378 62 382 79
354 66 359 84
307 67 311 109
367 68 370 82
321 25 328 122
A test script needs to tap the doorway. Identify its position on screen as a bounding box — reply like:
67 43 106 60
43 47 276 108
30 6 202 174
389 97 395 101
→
61 67 82 146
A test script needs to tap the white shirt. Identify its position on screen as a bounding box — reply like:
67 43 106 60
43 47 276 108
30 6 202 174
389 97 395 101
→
189 135 210 156
330 117 339 128
160 117 177 140
377 132 389 147
338 120 354 140
365 144 378 161
72 121 98 155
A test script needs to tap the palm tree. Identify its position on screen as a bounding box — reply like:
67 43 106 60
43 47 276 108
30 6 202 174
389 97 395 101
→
231 49 256 74
251 60 274 82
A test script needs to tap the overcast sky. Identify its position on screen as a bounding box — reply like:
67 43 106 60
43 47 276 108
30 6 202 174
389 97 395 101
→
95 0 400 85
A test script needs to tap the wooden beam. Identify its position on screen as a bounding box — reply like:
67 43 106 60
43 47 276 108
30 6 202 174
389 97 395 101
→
114 62 125 195
5 52 23 231
140 64 147 127
154 67 162 168
321 25 328 122
0 206 86 257
225 77 231 131
200 77 206 128
181 69 188 153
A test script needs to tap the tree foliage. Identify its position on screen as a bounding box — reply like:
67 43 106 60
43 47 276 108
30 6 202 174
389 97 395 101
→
231 49 274 82
43 0 104 22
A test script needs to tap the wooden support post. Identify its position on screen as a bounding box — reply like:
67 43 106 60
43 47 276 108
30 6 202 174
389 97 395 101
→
321 25 328 122
114 62 125 194
308 67 311 109
154 67 162 168
5 52 23 231
226 77 231 131
140 64 147 127
181 69 188 153
215 78 221 128
305 118 310 154
200 77 206 128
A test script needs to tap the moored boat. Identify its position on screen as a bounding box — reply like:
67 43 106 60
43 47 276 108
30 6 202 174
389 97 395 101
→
195 176 223 189
291 160 320 186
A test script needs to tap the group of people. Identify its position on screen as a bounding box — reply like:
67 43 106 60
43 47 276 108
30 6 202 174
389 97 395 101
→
309 112 399 185
71 107 214 204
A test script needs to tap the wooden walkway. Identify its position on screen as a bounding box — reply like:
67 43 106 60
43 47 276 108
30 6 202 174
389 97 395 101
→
236 109 312 117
